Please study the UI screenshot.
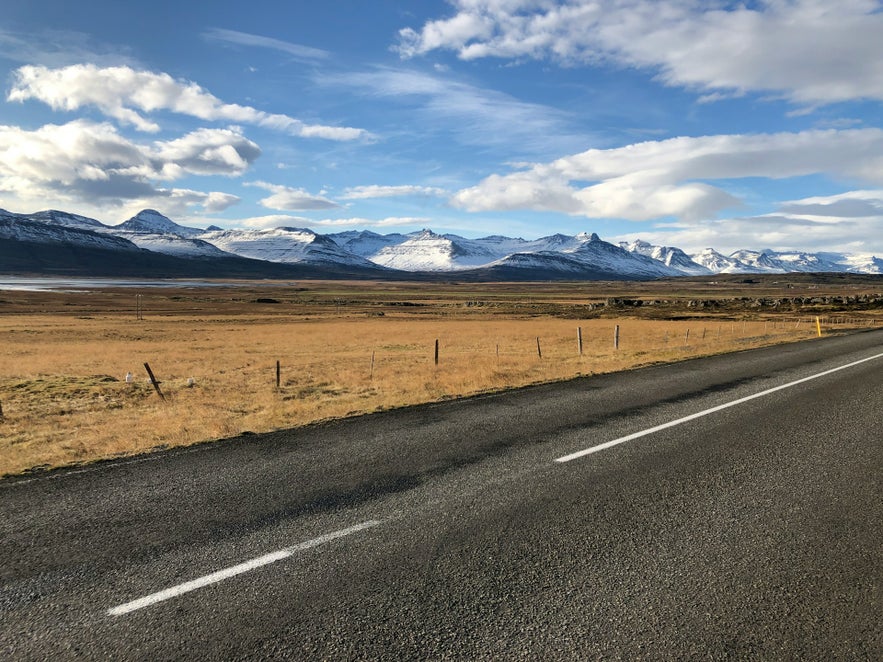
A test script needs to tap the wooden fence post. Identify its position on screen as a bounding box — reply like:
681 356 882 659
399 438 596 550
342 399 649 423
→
536 337 542 359
276 360 281 389
143 362 165 401
434 339 439 365
614 324 620 350
577 327 583 355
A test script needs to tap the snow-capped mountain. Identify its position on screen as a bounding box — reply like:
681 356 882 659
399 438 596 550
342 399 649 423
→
114 209 206 238
0 216 140 251
621 240 711 276
832 253 883 274
30 209 108 231
327 230 409 257
727 250 789 273
502 233 683 279
366 229 501 271
197 226 380 267
101 210 235 258
691 248 761 274
328 229 600 272
474 235 680 280
120 233 234 258
759 250 845 273
3 206 883 280
688 247 883 275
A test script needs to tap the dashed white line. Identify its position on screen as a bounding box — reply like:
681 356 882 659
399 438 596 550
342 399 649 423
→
555 350 883 463
108 520 381 616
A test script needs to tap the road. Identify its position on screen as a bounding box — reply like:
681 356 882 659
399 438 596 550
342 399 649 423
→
1 330 881 659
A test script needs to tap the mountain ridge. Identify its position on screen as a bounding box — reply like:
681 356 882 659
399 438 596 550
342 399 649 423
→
1 207 882 280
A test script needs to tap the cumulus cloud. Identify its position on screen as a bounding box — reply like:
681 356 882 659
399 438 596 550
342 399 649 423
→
248 181 341 211
341 184 447 199
0 119 246 216
397 0 883 106
453 129 883 221
8 64 370 140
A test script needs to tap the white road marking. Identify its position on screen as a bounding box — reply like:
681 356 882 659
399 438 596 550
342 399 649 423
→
107 520 381 616
555 350 883 463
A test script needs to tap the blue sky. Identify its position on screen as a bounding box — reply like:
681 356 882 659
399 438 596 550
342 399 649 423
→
2 0 883 253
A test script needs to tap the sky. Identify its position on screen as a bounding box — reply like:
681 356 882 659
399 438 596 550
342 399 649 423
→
2 0 883 254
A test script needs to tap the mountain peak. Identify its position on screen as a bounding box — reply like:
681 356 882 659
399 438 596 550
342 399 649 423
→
117 209 204 238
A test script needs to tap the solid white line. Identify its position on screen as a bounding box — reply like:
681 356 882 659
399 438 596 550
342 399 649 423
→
555 350 883 463
108 520 381 616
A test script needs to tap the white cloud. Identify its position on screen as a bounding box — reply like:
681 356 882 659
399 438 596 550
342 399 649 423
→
131 188 241 217
0 28 139 68
613 212 879 255
239 214 312 229
0 119 246 217
398 0 883 106
453 128 883 221
248 181 341 211
611 189 883 254
201 191 242 214
324 67 583 154
341 184 447 199
9 64 370 140
238 214 427 229
308 216 430 227
150 128 261 178
778 189 883 217
203 28 330 61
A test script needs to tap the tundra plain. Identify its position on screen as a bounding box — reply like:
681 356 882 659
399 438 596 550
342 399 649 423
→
1 275 881 477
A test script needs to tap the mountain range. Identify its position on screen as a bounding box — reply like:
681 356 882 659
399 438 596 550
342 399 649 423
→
2 207 882 280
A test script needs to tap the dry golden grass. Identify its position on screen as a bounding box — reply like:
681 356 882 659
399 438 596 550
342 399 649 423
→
1 281 880 476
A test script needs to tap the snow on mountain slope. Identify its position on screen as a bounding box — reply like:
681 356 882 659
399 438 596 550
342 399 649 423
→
727 250 789 273
327 230 409 257
198 227 378 266
621 240 712 275
691 248 759 273
0 217 140 251
523 232 594 254
368 229 501 271
760 250 845 273
489 234 682 279
115 209 205 238
351 229 599 271
830 253 883 274
30 209 107 230
565 234 682 278
3 204 883 277
115 233 234 258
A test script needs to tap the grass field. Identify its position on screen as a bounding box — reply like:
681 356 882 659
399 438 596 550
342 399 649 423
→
1 277 881 477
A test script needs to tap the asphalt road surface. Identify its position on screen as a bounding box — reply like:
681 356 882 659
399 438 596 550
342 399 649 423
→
2 330 881 659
